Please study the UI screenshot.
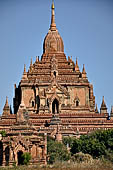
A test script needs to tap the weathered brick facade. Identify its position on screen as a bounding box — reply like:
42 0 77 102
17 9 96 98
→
0 1 113 166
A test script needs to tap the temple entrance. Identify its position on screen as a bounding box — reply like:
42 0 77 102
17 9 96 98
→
76 100 79 107
52 98 59 114
36 95 40 113
0 141 3 166
5 146 10 166
17 151 24 165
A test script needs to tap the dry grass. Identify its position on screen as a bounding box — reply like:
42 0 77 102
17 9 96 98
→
0 160 113 170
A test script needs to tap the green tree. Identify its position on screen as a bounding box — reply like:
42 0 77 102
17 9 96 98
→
47 138 71 164
63 136 75 148
71 129 113 159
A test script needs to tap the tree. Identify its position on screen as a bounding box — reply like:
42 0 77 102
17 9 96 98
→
47 138 71 164
71 129 113 159
63 136 75 148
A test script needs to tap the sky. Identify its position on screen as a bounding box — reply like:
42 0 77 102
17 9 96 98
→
0 0 113 115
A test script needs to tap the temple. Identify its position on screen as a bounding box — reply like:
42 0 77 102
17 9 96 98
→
0 1 113 166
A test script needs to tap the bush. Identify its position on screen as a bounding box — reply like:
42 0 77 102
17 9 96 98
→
0 130 6 137
72 152 93 163
22 152 31 165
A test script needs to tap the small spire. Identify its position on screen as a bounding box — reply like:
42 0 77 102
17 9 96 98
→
30 58 32 66
100 96 107 114
22 64 27 80
50 1 56 31
5 96 9 107
24 64 26 73
82 64 87 79
36 56 38 62
95 104 99 113
75 57 80 72
101 96 106 108
29 58 33 72
52 0 55 9
76 57 78 65
3 96 10 115
82 64 86 74
14 84 16 89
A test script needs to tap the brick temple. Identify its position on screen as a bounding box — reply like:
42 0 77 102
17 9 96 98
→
0 1 113 166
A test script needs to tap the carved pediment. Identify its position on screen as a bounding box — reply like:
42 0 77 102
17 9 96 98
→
49 93 61 103
45 81 69 97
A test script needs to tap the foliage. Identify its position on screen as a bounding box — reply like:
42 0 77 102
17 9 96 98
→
71 129 113 159
72 152 93 163
22 152 31 165
0 130 6 137
12 161 16 167
47 137 71 164
62 136 75 148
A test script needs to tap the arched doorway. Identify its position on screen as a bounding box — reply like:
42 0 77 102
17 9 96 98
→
5 146 10 166
52 98 59 114
36 95 40 113
0 141 3 166
76 100 79 107
17 151 24 165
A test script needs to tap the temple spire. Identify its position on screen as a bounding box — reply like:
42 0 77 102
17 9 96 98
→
82 64 86 74
24 64 26 73
101 96 106 108
100 96 107 114
3 96 10 115
50 1 56 31
75 57 80 72
22 64 28 80
5 96 9 107
30 58 32 66
95 104 99 113
82 64 87 79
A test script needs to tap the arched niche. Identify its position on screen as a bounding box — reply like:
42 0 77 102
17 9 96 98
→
29 97 35 108
76 100 79 107
74 95 80 107
17 150 24 165
36 95 40 113
5 146 10 166
0 141 3 166
52 98 59 114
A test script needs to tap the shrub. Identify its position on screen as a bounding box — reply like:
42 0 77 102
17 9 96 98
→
22 152 31 165
72 152 93 163
0 130 6 137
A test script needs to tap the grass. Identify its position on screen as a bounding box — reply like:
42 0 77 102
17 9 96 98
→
0 160 113 170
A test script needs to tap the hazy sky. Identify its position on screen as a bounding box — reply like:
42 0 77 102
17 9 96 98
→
0 0 113 114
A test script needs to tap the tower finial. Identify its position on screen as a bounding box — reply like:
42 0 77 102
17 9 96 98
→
5 96 9 107
52 0 55 9
24 64 26 73
75 57 80 72
82 64 86 74
101 96 106 108
30 58 32 66
50 0 56 31
3 96 10 115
